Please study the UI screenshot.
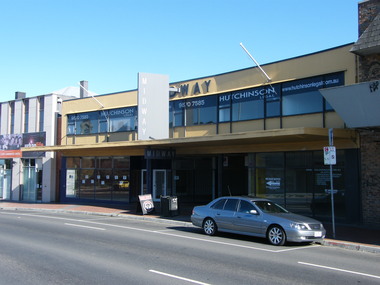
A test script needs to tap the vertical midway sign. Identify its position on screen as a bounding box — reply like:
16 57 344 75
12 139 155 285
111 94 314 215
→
138 73 169 140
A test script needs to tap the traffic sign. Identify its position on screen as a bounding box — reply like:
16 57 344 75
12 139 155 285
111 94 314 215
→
324 146 336 165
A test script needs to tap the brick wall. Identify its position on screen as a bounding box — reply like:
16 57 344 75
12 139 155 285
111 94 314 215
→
358 0 380 35
356 0 380 227
357 0 380 82
358 54 380 82
360 129 380 227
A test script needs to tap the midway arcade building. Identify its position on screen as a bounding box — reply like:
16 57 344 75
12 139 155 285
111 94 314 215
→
26 43 361 224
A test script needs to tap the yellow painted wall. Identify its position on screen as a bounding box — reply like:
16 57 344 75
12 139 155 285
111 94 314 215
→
232 120 265 133
265 118 281 130
61 44 355 145
282 114 323 128
185 125 217 137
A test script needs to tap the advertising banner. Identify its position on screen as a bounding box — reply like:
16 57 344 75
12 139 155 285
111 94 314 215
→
22 132 46 158
138 194 155 215
0 134 22 158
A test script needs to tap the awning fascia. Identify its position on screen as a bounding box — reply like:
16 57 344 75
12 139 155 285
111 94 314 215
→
21 127 358 157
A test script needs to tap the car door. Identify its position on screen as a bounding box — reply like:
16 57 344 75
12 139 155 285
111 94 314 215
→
233 200 264 235
213 198 239 231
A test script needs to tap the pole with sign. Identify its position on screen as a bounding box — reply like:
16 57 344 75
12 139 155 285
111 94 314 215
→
324 128 336 238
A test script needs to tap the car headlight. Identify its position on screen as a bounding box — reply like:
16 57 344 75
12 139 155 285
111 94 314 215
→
290 223 310 230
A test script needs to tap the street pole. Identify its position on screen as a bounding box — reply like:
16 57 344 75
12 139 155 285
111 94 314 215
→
329 129 336 239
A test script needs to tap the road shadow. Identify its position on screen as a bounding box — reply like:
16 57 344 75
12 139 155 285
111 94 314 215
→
166 226 314 248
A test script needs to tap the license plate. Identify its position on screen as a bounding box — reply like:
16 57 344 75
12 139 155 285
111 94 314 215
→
314 231 322 237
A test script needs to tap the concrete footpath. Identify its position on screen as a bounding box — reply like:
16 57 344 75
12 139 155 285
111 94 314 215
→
1 201 379 254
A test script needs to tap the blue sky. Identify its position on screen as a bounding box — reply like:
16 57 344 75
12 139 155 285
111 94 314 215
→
0 0 359 101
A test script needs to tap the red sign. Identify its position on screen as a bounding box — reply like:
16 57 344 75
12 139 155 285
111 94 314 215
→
0 150 22 158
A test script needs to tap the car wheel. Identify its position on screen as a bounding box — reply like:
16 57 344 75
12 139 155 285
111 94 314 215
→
267 225 286 246
203 218 217 236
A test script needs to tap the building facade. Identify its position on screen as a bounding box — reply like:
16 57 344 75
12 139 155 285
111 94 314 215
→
0 88 83 202
19 1 380 227
28 43 364 226
323 0 380 227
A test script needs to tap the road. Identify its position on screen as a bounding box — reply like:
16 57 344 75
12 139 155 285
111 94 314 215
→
0 210 379 285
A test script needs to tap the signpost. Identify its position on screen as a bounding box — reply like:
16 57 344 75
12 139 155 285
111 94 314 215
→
324 128 336 238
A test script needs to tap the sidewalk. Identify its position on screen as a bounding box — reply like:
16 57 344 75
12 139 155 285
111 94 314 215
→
1 201 379 254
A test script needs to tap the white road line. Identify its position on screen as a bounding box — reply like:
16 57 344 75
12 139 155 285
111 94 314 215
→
64 223 106 231
149 270 211 285
298 262 380 280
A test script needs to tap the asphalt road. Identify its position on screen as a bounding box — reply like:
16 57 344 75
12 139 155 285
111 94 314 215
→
0 210 379 285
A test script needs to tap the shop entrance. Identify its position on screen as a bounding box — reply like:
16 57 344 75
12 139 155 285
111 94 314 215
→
0 160 12 199
141 169 167 201
22 159 42 202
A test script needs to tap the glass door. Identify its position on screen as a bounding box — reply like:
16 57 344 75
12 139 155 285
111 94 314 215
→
141 169 167 201
22 159 37 201
0 160 12 200
0 164 4 198
153 170 166 201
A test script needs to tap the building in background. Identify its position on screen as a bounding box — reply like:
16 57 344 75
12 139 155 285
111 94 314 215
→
31 43 362 226
19 0 380 228
0 81 93 202
321 0 380 227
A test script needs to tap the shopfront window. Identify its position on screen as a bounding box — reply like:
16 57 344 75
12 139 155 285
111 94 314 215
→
282 76 324 116
266 97 281 117
285 152 314 215
170 101 184 127
108 107 137 132
185 96 217 126
67 107 137 135
65 156 130 202
311 150 346 221
255 153 285 205
218 93 231 122
282 73 344 116
99 111 109 133
232 88 265 121
253 149 352 222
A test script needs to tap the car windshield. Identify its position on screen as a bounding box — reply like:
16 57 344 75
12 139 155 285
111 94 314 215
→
253 201 288 213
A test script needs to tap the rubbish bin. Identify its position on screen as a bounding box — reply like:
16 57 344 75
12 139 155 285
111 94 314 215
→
160 196 179 217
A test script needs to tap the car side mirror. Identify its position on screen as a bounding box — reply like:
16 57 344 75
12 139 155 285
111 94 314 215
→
250 209 258 215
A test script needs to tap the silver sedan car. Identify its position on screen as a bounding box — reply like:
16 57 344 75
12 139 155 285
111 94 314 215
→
191 196 326 246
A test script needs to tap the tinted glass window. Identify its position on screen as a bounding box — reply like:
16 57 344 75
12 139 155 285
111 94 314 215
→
211 199 227 209
282 90 323 115
282 76 324 116
108 107 137 132
170 101 184 127
254 201 288 213
238 200 256 213
185 96 217 126
224 199 239 211
218 93 231 122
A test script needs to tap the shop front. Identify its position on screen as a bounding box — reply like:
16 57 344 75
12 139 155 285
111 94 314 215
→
23 43 362 223
48 127 359 224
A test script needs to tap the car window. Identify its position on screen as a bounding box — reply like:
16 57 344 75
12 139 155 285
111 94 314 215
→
223 199 239 211
254 201 288 213
238 200 256 213
211 199 227 210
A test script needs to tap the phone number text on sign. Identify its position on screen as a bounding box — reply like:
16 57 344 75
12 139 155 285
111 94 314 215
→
178 99 205 108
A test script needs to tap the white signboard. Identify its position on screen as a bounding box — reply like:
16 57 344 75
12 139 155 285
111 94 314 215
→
138 73 169 140
324 146 336 165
